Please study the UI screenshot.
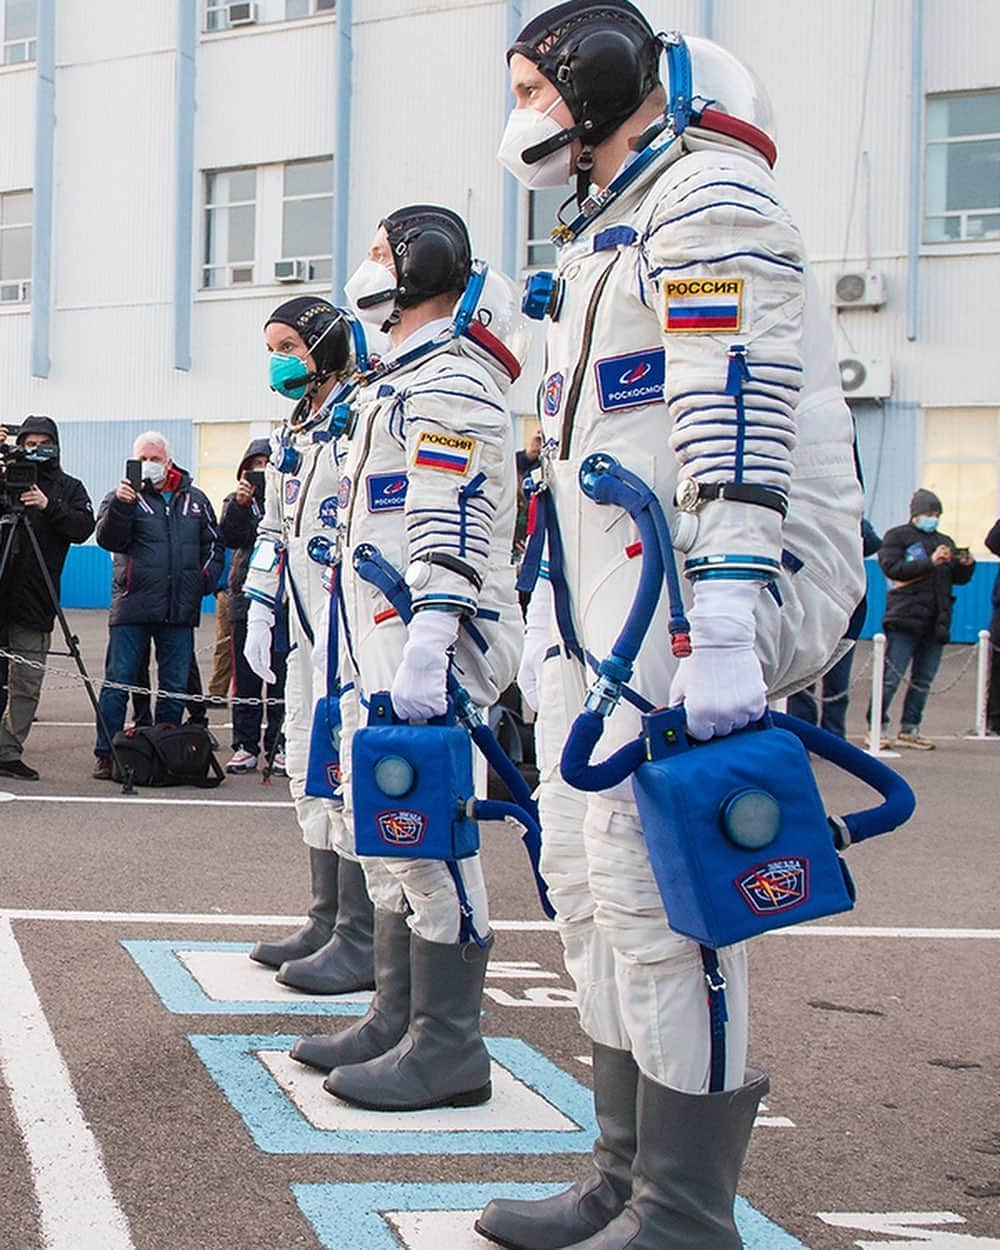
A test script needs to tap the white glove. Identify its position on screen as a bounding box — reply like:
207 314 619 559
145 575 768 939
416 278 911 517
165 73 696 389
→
517 578 553 713
244 599 276 684
668 580 767 741
390 610 461 721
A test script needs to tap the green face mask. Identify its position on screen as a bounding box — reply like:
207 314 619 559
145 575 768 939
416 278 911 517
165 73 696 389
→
269 352 311 401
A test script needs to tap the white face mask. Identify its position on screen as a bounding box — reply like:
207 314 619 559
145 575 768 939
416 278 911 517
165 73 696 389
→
345 258 398 328
141 459 166 485
497 98 574 189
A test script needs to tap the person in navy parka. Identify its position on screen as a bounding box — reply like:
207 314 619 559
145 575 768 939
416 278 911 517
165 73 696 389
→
92 431 222 778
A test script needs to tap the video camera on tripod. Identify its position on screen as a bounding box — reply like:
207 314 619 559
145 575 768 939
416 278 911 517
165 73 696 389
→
0 423 57 512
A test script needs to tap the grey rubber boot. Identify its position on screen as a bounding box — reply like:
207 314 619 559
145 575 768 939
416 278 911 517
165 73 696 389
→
559 1068 768 1250
475 1043 639 1250
276 856 375 994
323 932 493 1111
249 847 339 969
290 907 411 1073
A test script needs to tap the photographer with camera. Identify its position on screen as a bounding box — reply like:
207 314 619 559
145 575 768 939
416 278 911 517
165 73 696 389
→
219 439 287 774
91 431 223 780
0 417 95 780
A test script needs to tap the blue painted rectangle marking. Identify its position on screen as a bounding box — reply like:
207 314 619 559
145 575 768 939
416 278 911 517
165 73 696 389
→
290 1182 813 1249
121 940 367 1017
187 1034 599 1155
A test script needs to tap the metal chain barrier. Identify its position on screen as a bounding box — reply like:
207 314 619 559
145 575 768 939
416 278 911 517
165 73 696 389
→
0 647 284 707
880 642 979 697
810 648 874 705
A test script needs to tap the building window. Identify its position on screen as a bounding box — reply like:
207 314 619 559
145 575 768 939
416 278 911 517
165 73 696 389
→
200 159 333 292
284 0 335 17
925 91 1000 243
203 169 256 289
0 189 31 303
2 0 36 64
525 187 567 268
205 0 333 29
280 158 333 284
922 407 1000 551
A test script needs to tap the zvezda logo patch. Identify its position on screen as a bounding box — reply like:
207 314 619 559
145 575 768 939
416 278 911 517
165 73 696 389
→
736 857 809 915
543 372 564 416
284 478 301 506
376 809 427 847
326 762 341 789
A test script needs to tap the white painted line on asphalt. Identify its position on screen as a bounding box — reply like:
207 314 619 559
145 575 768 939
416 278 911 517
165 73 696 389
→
0 918 136 1250
0 791 293 808
0 908 557 930
0 908 996 939
34 721 236 729
818 1211 1000 1247
767 925 1000 939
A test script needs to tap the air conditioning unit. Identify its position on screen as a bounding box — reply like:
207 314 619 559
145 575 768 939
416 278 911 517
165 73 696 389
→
274 259 307 283
227 1 257 25
0 279 30 303
839 356 892 401
833 269 886 309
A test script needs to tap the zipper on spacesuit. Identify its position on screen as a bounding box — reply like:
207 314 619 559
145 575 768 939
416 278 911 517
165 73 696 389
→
293 451 322 540
559 255 620 459
344 408 379 547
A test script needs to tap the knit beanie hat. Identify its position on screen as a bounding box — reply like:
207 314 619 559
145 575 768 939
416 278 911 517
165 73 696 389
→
910 488 942 517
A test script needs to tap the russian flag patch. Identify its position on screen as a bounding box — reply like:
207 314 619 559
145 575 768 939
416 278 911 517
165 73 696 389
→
663 277 743 334
413 431 477 475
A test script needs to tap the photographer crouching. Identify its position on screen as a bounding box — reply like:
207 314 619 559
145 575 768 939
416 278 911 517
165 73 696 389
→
0 417 95 781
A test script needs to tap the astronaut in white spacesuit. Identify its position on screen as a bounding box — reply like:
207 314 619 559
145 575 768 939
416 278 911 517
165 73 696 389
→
476 5 864 1248
243 297 374 996
290 206 524 1113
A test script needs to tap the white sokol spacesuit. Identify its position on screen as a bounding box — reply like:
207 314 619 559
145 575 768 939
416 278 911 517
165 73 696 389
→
243 298 375 994
245 421 343 845
477 8 864 1250
293 206 525 1114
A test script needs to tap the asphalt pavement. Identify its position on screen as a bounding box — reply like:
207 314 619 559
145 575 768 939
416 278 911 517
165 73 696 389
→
0 611 997 1250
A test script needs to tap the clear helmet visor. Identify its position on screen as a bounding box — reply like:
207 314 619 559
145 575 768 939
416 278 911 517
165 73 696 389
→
453 263 532 380
680 35 776 154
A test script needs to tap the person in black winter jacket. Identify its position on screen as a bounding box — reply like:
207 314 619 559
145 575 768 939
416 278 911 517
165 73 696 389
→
0 417 95 780
985 517 1000 735
219 438 287 773
869 488 975 749
788 517 882 737
91 431 223 779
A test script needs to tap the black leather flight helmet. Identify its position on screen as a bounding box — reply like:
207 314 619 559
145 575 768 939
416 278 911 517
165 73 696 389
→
265 297 354 381
265 296 355 429
381 205 472 313
508 0 662 190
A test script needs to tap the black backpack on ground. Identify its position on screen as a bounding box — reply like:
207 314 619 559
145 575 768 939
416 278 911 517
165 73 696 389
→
111 724 225 788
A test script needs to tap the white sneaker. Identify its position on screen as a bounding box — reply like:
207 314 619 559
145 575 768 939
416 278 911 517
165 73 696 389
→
270 750 287 777
226 748 258 774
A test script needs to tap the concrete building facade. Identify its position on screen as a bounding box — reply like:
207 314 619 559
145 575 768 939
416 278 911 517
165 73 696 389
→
1 0 997 630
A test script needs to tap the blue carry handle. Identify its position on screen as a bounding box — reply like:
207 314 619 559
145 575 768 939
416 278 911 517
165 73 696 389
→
772 713 916 845
560 455 690 790
352 544 554 918
559 455 916 850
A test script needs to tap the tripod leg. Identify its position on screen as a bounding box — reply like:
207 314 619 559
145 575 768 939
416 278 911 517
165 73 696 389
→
18 515 137 794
